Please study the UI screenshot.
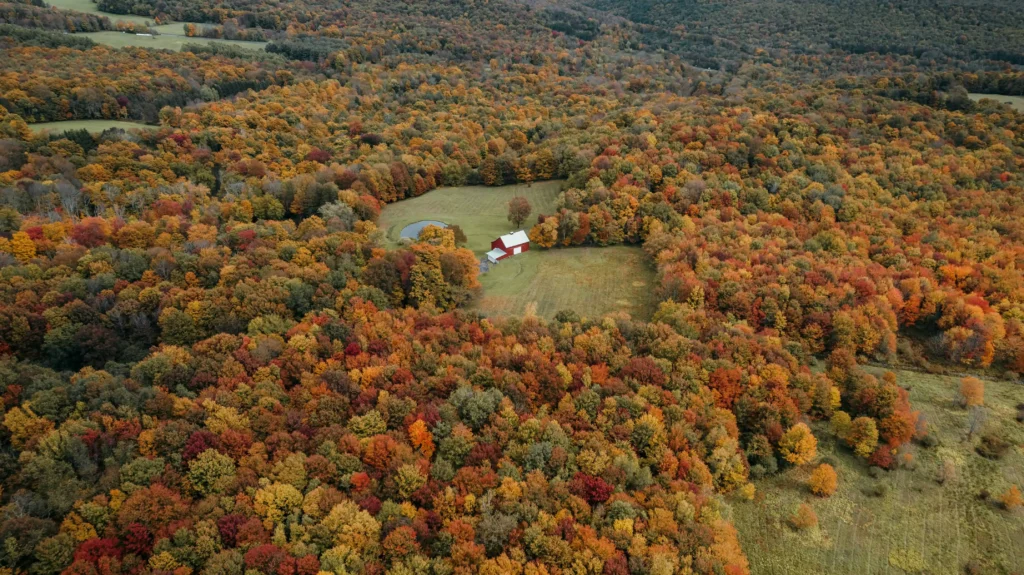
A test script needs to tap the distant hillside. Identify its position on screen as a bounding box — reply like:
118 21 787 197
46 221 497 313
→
581 0 1024 66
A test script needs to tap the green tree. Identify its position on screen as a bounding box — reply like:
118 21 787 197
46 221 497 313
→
845 417 879 458
187 449 236 496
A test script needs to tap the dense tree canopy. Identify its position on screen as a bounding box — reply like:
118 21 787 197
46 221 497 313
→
1 0 1023 573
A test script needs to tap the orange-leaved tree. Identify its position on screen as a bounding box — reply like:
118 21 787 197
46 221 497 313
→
958 376 985 408
808 463 838 497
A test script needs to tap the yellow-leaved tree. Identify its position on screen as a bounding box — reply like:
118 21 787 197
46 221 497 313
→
778 422 817 465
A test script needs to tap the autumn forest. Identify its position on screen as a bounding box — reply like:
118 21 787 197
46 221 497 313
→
0 0 1023 574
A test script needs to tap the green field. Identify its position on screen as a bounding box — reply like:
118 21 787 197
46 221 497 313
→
28 119 159 134
149 23 192 35
733 368 1024 575
47 0 152 25
46 0 267 51
378 181 564 255
969 93 1024 113
378 181 656 321
471 247 656 320
80 31 266 51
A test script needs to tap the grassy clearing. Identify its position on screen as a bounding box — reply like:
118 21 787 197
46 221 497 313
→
47 0 152 25
732 368 1024 575
80 31 266 51
377 181 563 256
46 0 266 51
969 93 1024 113
379 182 655 321
28 119 159 133
149 23 191 35
470 246 657 321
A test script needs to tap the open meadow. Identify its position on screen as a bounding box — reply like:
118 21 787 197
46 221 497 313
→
969 93 1024 113
732 368 1024 575
378 180 563 255
80 31 266 51
471 246 657 320
28 119 159 134
46 0 152 25
45 0 267 51
378 181 657 320
149 23 197 35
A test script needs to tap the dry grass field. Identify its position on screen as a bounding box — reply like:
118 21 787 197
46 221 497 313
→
732 368 1024 575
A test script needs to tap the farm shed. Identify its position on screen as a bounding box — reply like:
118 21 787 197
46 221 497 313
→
486 248 506 264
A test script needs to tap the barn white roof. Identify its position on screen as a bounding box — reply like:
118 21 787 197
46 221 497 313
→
500 230 530 247
486 248 507 260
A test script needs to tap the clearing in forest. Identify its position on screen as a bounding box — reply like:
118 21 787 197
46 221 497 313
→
969 93 1024 112
28 119 159 133
379 181 657 321
732 368 1024 575
80 31 266 51
378 180 563 255
45 0 267 51
470 246 657 321
46 0 152 25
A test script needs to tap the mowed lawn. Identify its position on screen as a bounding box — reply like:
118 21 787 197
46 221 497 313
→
969 93 1024 112
470 247 657 321
733 368 1024 575
378 181 563 256
28 120 159 134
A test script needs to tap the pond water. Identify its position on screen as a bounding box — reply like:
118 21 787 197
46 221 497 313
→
400 220 448 239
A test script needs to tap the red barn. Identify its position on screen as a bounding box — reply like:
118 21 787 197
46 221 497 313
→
486 230 530 263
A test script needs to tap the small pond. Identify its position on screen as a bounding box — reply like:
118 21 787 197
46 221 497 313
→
400 220 448 239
